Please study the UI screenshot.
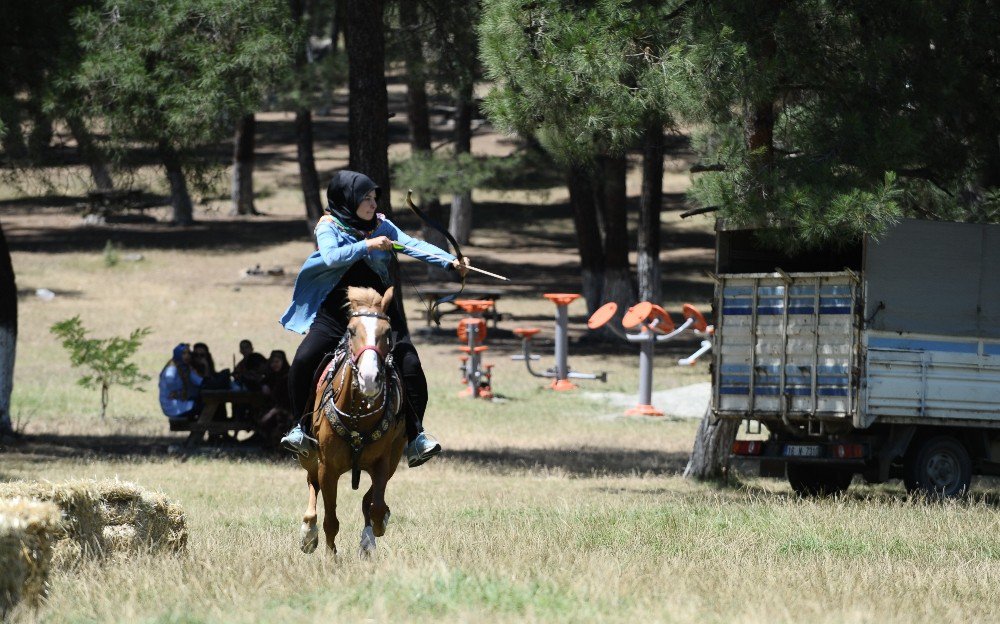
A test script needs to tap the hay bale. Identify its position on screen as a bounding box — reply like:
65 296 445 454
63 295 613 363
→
0 479 187 564
0 498 62 615
96 480 187 554
0 481 104 565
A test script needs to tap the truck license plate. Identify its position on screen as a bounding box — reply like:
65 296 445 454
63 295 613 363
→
783 444 822 458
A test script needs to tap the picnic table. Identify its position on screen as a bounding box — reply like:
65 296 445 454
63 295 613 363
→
168 390 269 445
418 287 504 327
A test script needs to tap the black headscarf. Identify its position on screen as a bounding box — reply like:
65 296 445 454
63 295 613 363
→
325 170 380 232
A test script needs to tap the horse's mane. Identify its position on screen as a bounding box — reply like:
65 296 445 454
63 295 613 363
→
346 286 383 312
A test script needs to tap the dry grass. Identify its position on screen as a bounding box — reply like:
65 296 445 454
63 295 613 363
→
6 110 1000 623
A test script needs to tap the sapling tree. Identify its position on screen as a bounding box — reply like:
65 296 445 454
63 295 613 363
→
50 317 152 419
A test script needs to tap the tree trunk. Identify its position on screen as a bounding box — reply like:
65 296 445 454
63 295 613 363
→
0 220 17 435
67 115 114 192
290 0 325 227
568 165 605 313
684 407 740 480
331 0 347 51
448 79 475 245
597 154 635 320
26 107 53 158
400 0 448 276
448 192 473 245
638 120 664 303
346 0 390 213
158 140 194 225
0 101 26 159
231 113 257 216
295 110 324 224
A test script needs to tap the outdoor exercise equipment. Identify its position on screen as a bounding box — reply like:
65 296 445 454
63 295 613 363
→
455 299 495 399
512 293 608 391
587 301 713 416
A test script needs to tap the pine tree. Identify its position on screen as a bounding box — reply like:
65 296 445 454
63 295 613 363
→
665 0 1000 247
72 0 294 224
480 0 675 313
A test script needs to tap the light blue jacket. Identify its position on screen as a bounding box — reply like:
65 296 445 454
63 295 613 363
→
158 364 203 418
280 215 456 334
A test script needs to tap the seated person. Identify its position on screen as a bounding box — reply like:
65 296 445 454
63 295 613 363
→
190 342 216 378
192 342 231 390
159 343 203 419
233 339 268 392
258 350 293 445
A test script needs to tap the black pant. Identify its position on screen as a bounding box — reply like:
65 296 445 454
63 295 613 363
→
288 315 427 442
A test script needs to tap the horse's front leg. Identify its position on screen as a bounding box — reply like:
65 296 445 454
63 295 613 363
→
369 458 392 538
359 485 377 558
318 465 340 555
300 474 320 553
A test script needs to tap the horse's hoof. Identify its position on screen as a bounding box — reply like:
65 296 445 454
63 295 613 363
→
300 522 319 554
359 525 377 559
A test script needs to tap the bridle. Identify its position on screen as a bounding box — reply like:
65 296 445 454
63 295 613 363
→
347 310 393 364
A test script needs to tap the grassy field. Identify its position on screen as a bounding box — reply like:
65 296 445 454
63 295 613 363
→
5 113 1000 623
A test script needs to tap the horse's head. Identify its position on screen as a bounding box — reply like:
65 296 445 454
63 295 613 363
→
346 286 394 397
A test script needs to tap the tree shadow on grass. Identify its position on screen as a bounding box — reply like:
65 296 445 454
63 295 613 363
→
0 433 294 465
442 446 691 478
5 215 310 254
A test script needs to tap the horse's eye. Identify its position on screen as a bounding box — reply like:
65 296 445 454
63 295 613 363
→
348 327 356 337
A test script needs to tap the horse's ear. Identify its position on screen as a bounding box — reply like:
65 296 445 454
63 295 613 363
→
381 286 394 312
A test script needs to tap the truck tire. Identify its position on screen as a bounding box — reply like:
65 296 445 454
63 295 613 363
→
903 436 972 498
786 464 853 496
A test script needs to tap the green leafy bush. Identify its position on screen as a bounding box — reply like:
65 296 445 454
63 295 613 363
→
50 317 151 419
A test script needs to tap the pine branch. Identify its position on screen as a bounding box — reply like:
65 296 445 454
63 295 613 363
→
895 168 954 198
690 163 726 173
681 206 719 218
662 0 700 23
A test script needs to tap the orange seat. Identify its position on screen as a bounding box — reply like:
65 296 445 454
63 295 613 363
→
455 299 495 314
682 303 708 332
622 302 676 333
513 327 541 338
457 346 489 354
587 302 618 329
543 293 580 307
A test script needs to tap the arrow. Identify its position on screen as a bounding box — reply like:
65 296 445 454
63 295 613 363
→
392 242 510 281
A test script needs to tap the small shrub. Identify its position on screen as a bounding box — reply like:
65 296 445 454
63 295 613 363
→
49 316 151 419
102 240 119 267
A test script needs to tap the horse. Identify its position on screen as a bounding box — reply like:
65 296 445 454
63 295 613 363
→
298 286 407 557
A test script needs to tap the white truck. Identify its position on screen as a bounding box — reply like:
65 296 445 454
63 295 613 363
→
718 218 1000 496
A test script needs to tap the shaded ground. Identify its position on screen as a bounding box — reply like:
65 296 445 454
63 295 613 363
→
444 446 691 478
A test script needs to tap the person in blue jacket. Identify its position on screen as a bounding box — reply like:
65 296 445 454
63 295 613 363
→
279 170 468 467
159 343 203 419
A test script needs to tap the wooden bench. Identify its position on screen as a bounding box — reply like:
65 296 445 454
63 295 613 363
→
417 288 504 327
168 390 269 445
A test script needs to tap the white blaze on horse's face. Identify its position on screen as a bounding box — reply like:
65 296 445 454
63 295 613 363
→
356 315 381 397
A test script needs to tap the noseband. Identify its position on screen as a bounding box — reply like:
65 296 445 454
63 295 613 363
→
349 311 392 364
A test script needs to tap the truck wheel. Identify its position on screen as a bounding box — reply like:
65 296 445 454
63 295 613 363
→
786 464 853 496
903 436 972 498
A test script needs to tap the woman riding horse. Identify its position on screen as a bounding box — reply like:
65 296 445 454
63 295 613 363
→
279 170 469 466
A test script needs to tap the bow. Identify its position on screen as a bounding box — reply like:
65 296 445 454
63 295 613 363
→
405 189 467 300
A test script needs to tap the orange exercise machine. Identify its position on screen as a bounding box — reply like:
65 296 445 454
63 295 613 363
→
512 293 607 390
455 299 495 399
588 301 713 416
